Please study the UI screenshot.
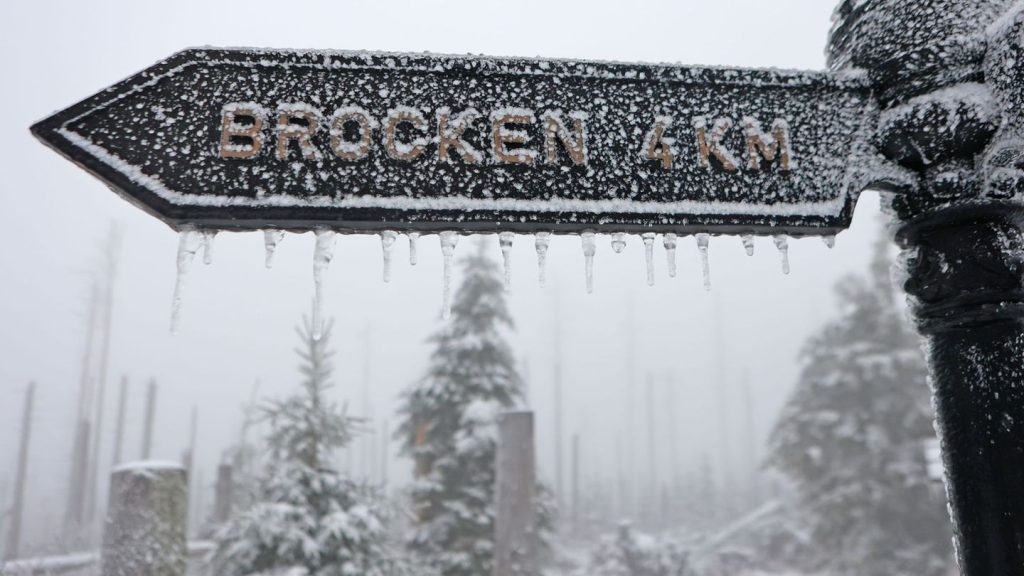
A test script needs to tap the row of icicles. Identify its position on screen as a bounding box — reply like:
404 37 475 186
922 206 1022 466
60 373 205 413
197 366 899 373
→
170 229 836 337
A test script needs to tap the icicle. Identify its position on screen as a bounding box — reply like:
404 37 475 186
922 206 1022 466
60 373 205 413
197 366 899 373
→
696 233 711 291
170 229 203 334
407 232 420 266
535 232 551 287
312 230 337 340
499 232 514 292
741 234 755 257
823 235 836 249
380 231 398 283
263 230 285 269
663 233 678 278
611 233 627 254
581 231 597 294
440 232 459 319
201 231 216 265
642 233 656 286
774 235 791 275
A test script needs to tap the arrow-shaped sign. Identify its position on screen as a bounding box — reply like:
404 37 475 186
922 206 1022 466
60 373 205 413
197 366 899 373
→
32 48 881 236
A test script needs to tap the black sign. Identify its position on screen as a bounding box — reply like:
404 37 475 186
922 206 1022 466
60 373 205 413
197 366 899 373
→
32 48 880 235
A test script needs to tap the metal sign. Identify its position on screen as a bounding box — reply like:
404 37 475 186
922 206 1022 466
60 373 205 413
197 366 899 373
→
32 48 878 235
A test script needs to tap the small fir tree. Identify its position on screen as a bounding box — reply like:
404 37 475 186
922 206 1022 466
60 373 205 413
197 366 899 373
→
582 523 690 576
767 233 952 575
213 317 399 576
396 239 545 576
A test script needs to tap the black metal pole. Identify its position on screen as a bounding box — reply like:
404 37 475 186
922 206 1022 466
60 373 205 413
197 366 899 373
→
830 1 1024 573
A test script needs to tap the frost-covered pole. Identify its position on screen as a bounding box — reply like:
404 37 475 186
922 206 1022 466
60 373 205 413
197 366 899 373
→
101 462 188 576
495 411 538 576
829 1 1024 573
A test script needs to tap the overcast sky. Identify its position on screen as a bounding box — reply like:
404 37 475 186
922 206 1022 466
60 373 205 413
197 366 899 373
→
0 0 889 547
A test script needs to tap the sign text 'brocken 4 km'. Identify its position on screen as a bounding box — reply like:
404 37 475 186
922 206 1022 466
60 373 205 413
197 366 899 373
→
32 48 880 235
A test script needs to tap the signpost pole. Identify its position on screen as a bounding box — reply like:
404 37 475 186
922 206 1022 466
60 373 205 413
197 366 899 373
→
830 1 1024 573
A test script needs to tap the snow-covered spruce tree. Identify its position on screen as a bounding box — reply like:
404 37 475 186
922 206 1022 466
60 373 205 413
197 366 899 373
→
396 239 549 576
212 317 400 576
767 233 951 576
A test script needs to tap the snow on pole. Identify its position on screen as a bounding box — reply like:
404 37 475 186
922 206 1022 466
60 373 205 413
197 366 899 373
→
823 235 836 249
773 235 791 275
200 231 216 265
663 233 678 278
407 231 420 266
611 232 627 254
741 234 755 256
499 231 515 291
380 230 398 283
312 229 337 340
534 232 551 287
696 234 711 291
642 233 656 286
263 230 285 268
440 231 459 319
101 462 188 576
169 229 203 334
581 231 597 294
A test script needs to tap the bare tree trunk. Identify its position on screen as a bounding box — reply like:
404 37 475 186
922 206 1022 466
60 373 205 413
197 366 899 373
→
66 284 98 533
85 226 120 527
380 419 390 489
184 406 198 535
741 374 759 509
141 380 157 460
5 382 35 560
552 295 564 518
111 377 128 465
645 374 657 528
571 433 580 536
495 411 538 576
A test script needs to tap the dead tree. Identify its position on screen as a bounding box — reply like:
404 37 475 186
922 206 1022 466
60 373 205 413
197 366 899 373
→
4 382 35 560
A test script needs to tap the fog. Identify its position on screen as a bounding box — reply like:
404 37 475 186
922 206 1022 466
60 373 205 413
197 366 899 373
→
0 0 886 554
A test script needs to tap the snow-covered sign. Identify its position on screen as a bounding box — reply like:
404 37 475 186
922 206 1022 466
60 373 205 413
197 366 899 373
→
32 48 881 235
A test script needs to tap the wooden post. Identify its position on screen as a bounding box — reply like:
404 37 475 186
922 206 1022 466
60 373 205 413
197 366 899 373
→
141 380 157 460
212 463 234 524
494 411 538 576
101 462 188 576
5 382 35 560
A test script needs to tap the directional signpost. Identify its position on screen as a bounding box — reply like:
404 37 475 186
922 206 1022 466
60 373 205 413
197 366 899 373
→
31 48 887 236
28 0 1024 574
